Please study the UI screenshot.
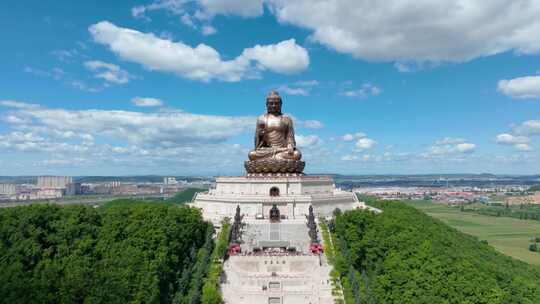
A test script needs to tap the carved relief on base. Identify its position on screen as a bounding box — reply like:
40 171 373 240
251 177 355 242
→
244 159 305 175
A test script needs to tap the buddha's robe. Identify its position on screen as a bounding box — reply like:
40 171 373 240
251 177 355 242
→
248 113 302 161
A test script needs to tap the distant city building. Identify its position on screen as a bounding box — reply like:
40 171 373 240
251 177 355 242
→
80 184 91 194
37 176 73 189
65 183 82 196
164 177 178 185
112 184 138 195
355 186 428 200
0 183 16 195
110 181 121 188
36 188 63 199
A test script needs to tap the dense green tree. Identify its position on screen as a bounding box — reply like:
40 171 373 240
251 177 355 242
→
0 203 211 304
331 200 540 304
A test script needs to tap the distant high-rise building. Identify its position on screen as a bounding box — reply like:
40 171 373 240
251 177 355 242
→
108 181 121 188
164 177 178 185
37 176 73 189
0 184 16 195
65 183 82 196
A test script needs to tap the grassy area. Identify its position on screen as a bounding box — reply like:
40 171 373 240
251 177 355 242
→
164 187 206 204
100 188 207 208
460 201 540 221
406 200 540 265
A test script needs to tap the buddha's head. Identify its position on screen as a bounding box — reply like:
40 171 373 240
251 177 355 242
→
266 90 282 115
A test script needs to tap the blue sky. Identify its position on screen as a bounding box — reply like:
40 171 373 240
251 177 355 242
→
1 0 540 176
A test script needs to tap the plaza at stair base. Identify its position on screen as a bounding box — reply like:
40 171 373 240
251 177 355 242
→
190 175 365 226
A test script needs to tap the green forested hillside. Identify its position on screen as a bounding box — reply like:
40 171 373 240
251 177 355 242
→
331 201 540 304
0 203 212 304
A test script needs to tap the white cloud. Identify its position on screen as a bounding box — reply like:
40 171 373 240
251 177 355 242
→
340 151 410 163
132 6 148 19
495 133 530 145
89 21 242 82
295 80 319 86
341 132 366 142
132 0 187 19
132 0 262 35
0 131 91 154
498 75 540 99
276 79 319 96
89 21 309 82
394 62 412 73
295 134 321 148
0 100 253 147
455 143 476 153
424 137 476 157
134 0 264 20
495 132 534 152
35 158 87 167
0 100 266 173
341 154 357 161
268 1 540 63
24 66 103 92
0 100 39 109
132 1 540 65
514 143 533 151
3 115 29 124
342 134 354 142
278 85 309 96
361 154 371 162
181 13 196 28
341 83 381 98
131 97 163 107
199 0 264 18
69 80 101 93
84 60 132 84
393 62 436 73
201 25 217 35
242 39 309 74
355 137 376 150
24 66 65 80
301 120 324 129
514 120 540 135
492 153 537 164
435 137 466 145
51 49 79 62
340 130 377 151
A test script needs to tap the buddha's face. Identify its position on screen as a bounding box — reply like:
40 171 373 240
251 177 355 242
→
266 98 282 114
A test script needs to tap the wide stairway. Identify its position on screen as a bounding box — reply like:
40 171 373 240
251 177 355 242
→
221 219 334 304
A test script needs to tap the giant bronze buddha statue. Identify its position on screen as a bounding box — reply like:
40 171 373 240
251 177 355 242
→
245 91 305 175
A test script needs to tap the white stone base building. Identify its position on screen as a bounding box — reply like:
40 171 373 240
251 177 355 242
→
190 175 364 225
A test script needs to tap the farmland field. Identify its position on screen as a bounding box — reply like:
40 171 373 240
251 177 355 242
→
405 200 540 265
